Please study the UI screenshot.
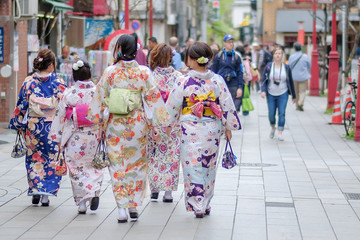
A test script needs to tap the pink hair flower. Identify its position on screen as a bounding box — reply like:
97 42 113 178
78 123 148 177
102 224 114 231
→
38 57 43 62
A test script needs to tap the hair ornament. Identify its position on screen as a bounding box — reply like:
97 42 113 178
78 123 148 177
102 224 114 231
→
38 57 43 62
118 51 122 57
197 56 209 64
137 43 141 51
72 60 84 71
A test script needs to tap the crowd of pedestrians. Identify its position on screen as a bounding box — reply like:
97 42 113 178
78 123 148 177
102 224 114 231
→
9 32 310 222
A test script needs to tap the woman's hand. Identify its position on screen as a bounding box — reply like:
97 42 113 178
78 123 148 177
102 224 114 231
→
261 92 266 98
292 98 297 104
225 129 232 141
236 88 243 98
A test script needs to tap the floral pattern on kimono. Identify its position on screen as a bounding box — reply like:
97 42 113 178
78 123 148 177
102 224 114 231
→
9 72 66 196
50 80 104 205
148 66 183 192
166 70 241 213
96 60 170 208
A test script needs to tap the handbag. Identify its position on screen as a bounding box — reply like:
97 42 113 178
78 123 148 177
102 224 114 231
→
91 136 110 169
54 151 67 176
222 140 238 169
11 131 27 158
242 85 254 112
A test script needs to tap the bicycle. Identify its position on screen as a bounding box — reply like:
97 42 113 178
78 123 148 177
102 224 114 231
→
344 81 357 136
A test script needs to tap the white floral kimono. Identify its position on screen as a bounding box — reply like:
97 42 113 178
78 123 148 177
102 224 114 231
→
50 80 104 205
166 70 242 214
148 66 183 193
95 60 170 208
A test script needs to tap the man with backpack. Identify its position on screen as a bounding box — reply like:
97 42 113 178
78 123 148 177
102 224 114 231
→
212 34 244 112
289 42 311 111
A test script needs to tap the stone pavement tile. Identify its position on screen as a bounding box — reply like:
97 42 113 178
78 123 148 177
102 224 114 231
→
236 198 265 215
265 197 293 203
267 224 302 240
239 175 263 184
288 181 318 198
232 213 266 240
294 199 337 239
240 168 263 176
323 203 360 240
237 183 264 198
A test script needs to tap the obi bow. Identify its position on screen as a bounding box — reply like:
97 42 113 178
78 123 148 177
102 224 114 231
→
188 91 223 119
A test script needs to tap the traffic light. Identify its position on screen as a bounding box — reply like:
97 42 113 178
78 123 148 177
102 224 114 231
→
251 0 256 11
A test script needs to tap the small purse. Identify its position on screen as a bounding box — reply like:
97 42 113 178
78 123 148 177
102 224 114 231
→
222 140 237 169
11 131 27 158
54 151 67 176
91 136 110 169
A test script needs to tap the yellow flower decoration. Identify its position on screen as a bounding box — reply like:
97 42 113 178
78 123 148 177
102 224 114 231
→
197 56 209 64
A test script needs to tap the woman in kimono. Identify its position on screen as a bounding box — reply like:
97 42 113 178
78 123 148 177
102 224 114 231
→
95 34 170 223
9 49 66 206
148 43 183 203
50 60 104 214
166 42 242 218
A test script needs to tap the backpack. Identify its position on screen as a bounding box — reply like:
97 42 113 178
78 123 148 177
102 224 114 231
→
263 51 273 67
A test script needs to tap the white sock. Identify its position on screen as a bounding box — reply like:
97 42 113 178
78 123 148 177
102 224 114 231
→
41 195 49 203
79 200 87 211
118 208 128 219
128 207 137 213
164 191 172 198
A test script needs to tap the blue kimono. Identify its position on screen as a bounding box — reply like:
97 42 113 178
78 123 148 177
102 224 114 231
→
9 72 67 196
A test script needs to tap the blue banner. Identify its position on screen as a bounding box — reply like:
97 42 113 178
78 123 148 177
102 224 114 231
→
0 27 3 63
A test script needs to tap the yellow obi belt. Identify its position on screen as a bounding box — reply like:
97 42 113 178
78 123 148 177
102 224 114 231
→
182 91 222 119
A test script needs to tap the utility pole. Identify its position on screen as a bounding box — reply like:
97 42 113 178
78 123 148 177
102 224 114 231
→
200 0 208 42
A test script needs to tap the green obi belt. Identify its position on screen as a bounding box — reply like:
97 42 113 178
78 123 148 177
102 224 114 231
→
105 88 142 116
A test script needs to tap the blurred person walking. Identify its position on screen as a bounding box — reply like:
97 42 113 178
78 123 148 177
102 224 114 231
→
261 48 296 141
146 37 158 66
169 36 183 70
95 34 170 223
288 42 311 111
9 49 67 206
50 60 104 214
166 42 241 218
148 43 183 203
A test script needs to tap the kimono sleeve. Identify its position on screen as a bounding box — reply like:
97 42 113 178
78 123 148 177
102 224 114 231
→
165 77 185 124
49 93 67 144
8 79 31 132
142 69 170 126
95 67 112 129
217 75 242 131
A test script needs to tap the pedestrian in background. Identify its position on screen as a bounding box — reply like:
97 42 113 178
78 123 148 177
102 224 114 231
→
56 45 73 71
261 48 296 141
95 34 170 223
288 42 311 111
169 36 183 70
166 42 242 218
211 34 244 113
148 43 183 203
146 36 158 66
50 59 104 214
9 49 67 206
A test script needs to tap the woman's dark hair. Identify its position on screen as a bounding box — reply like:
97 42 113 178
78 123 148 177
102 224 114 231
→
235 46 245 56
72 60 91 81
113 34 138 64
185 42 213 67
33 48 56 73
149 43 172 71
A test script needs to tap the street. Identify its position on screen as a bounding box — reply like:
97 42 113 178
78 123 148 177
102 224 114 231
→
1 93 360 240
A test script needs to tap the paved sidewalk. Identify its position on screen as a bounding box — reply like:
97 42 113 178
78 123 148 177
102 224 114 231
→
0 94 360 240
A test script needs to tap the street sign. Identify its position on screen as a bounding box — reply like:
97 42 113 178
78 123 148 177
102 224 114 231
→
131 20 141 32
0 27 4 63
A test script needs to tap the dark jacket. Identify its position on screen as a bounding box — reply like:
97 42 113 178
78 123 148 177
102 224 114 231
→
211 49 244 88
261 62 296 99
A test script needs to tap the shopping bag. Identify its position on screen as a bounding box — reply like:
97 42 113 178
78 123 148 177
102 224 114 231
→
242 85 254 112
91 135 110 169
11 131 27 158
221 141 237 169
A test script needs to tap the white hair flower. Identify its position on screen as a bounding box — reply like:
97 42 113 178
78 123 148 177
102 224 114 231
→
72 63 79 70
77 60 84 67
197 57 209 64
72 60 84 70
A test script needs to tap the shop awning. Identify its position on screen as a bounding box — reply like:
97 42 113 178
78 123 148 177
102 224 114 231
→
44 0 73 11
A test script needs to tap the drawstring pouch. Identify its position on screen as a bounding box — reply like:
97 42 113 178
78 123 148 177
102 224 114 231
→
221 140 238 169
11 131 27 158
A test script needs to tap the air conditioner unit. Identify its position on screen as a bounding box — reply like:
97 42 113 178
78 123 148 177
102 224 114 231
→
17 0 38 18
